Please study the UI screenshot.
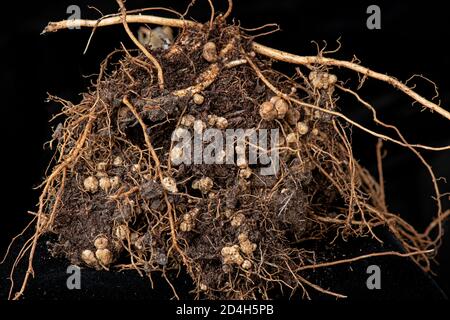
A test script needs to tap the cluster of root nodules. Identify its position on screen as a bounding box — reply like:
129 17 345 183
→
33 21 425 299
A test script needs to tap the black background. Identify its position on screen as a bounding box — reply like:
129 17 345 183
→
0 0 449 299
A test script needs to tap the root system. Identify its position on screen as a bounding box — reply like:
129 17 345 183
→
5 0 450 300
